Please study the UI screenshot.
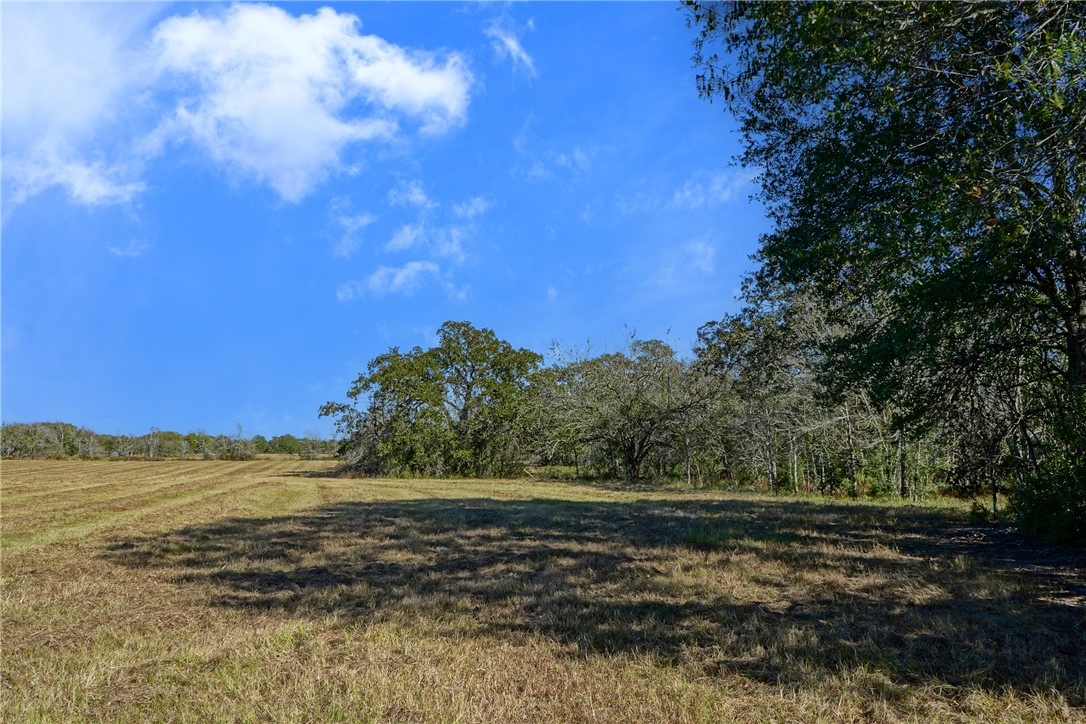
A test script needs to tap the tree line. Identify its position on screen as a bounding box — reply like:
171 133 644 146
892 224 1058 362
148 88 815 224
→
320 320 1006 496
0 422 335 461
321 312 1081 542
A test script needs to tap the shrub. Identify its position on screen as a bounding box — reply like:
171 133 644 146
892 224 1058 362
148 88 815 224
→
1016 452 1086 545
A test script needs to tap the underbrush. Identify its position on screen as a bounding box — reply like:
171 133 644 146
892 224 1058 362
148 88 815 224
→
1017 453 1086 545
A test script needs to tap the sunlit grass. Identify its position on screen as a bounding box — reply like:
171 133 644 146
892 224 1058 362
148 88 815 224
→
2 460 1083 722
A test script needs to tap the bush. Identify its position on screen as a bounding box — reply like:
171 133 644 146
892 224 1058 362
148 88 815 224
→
968 501 990 524
1016 453 1086 545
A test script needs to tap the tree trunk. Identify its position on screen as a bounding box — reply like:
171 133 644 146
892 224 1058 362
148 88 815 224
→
1068 308 1086 454
789 437 798 495
896 432 907 499
845 402 858 495
685 427 692 486
817 451 825 493
764 443 777 490
624 442 641 481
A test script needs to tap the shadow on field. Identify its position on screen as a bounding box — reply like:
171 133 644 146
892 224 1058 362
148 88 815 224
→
104 495 1085 700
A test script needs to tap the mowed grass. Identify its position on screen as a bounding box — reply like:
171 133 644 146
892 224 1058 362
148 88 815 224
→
2 460 1084 722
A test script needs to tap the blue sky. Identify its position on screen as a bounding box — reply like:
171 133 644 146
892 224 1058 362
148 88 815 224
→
2 2 768 438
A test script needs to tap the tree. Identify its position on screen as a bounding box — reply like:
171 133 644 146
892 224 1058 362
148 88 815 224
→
689 1 1086 537
218 424 256 461
697 286 935 497
268 434 302 455
185 430 217 459
300 432 333 460
321 321 542 477
549 337 719 481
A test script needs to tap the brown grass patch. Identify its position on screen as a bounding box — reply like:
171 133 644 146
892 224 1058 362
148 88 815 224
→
2 460 1084 722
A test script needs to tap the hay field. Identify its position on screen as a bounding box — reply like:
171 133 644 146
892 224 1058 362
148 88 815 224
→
2 459 1084 722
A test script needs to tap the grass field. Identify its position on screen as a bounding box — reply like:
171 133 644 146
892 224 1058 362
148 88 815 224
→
3 459 1084 722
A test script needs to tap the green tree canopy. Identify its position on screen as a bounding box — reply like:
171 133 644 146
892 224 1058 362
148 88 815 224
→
689 1 1086 537
543 338 718 481
321 321 542 477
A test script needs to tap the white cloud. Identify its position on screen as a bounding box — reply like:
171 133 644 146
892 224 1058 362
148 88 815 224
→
2 4 154 147
515 123 594 180
5 155 145 208
387 179 436 209
352 184 480 299
383 222 466 262
555 147 592 173
547 285 558 301
334 212 378 257
652 239 716 291
443 281 470 301
485 20 536 77
152 5 472 202
452 196 490 219
3 3 475 210
670 169 756 210
108 239 151 257
339 213 378 234
433 227 466 263
382 184 478 263
386 223 425 251
337 260 440 300
684 239 716 274
1 3 160 210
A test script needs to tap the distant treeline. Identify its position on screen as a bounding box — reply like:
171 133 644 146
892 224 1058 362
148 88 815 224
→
0 422 335 461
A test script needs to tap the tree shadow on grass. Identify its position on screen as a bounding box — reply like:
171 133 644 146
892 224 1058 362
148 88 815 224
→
103 496 1085 702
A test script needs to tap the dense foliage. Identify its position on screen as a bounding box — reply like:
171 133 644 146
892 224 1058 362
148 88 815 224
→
684 0 1086 542
320 321 542 477
324 322 991 507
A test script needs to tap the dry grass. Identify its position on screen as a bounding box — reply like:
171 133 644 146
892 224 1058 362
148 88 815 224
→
2 459 1084 722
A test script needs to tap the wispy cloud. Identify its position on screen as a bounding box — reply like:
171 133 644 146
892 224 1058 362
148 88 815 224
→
684 239 716 274
6 156 145 208
356 182 478 299
383 222 468 262
333 211 378 257
670 169 757 210
528 145 592 179
386 223 425 252
383 184 478 263
387 179 437 210
337 260 440 300
485 18 536 77
108 238 151 258
651 239 716 291
514 121 595 181
433 227 466 263
452 196 490 219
